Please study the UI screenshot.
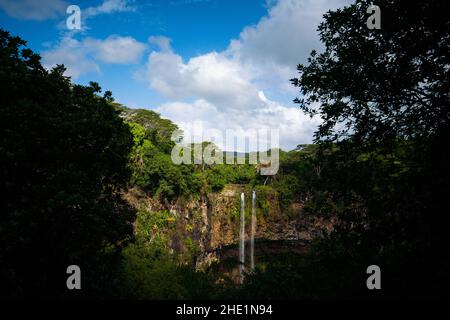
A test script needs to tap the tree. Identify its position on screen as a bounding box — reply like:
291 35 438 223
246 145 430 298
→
291 0 449 297
292 0 449 143
0 29 134 298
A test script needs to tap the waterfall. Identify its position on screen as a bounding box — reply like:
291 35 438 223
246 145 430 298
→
250 190 256 271
239 192 245 284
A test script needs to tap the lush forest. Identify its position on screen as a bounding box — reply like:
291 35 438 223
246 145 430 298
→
0 0 448 299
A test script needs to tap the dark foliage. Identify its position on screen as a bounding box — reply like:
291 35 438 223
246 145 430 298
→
289 0 450 298
0 29 135 298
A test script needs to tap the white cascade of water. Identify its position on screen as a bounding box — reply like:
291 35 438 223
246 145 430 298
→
250 190 256 271
239 192 245 284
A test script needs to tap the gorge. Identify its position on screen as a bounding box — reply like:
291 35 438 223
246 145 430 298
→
123 182 335 283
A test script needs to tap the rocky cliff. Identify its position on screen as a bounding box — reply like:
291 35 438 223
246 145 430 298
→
123 184 335 269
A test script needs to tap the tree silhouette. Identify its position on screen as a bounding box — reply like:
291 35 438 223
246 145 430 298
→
291 0 449 297
0 29 135 298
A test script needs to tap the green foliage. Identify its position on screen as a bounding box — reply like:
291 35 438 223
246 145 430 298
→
292 0 448 143
289 0 450 297
0 29 135 298
185 223 193 233
231 206 240 221
266 146 321 213
206 163 258 192
116 206 216 299
119 107 178 154
118 242 188 299
231 237 368 300
3 0 448 299
135 209 176 248
183 236 201 262
127 121 202 200
126 121 259 198
252 185 273 218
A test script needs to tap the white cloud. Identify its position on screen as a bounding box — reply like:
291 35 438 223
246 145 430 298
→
227 0 351 92
147 50 258 111
0 0 67 20
41 37 99 79
84 0 136 18
230 0 346 68
84 35 146 64
35 0 351 150
42 35 146 79
143 0 352 150
0 0 136 21
145 39 320 150
148 36 172 53
54 0 137 35
155 97 320 152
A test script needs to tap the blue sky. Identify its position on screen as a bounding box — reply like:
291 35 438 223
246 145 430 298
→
0 0 351 150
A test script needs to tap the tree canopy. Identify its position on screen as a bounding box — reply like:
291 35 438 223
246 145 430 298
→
0 29 134 297
289 0 450 298
292 0 449 143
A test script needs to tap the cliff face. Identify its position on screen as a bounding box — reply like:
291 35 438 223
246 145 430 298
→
123 184 334 268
